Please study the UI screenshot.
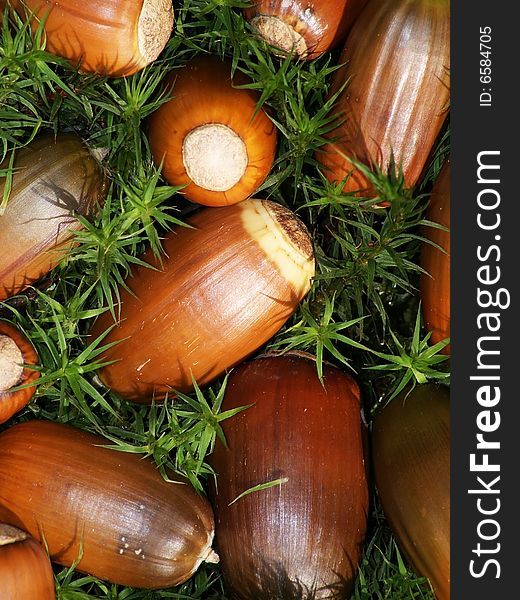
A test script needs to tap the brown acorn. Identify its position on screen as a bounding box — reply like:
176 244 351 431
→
90 199 315 403
0 523 55 599
0 420 218 589
6 0 174 77
243 0 367 60
0 132 107 301
316 0 450 197
372 384 450 600
208 352 369 600
421 162 450 352
148 55 277 206
0 320 39 425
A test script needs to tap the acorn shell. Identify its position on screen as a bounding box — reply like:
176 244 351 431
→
148 55 277 206
244 0 367 60
208 352 369 600
0 320 39 425
0 523 55 600
90 199 315 402
316 0 450 196
7 0 174 77
0 420 218 589
0 133 107 301
420 163 450 352
372 384 450 600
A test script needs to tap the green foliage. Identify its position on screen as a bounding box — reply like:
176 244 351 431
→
228 477 289 506
351 496 437 600
368 306 450 404
0 0 449 598
99 375 249 493
269 293 368 381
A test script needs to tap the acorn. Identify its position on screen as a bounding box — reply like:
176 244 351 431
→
208 352 369 600
421 162 450 353
0 420 218 589
0 523 55 600
90 199 315 403
372 384 450 600
0 132 107 301
0 321 39 425
316 0 450 196
148 55 277 206
244 0 367 60
0 524 55 598
7 0 174 77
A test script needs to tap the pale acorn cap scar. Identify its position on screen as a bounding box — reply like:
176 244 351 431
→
187 530 219 580
0 335 23 393
182 124 249 192
239 199 315 296
251 16 308 58
0 524 29 546
138 0 175 64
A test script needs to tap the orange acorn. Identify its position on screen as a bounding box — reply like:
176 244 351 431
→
6 0 174 77
90 199 315 402
243 0 367 60
372 384 450 600
209 352 369 599
148 55 277 206
0 133 107 301
0 523 55 599
316 0 450 197
0 420 218 589
0 320 39 425
421 162 450 352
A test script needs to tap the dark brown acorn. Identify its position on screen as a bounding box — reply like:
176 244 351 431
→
0 132 107 301
90 199 315 403
0 420 218 589
372 384 450 600
421 162 450 352
148 55 277 206
0 320 39 424
0 523 55 599
208 352 369 599
316 0 450 197
5 0 174 77
243 0 367 60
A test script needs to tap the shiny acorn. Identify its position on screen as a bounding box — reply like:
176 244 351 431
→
243 0 367 60
148 55 277 206
421 162 450 352
316 0 450 196
0 320 39 425
0 133 107 301
90 199 315 403
0 420 218 589
0 523 55 600
6 0 174 77
208 352 369 599
372 384 450 600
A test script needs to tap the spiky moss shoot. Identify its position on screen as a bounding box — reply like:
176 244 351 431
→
251 15 308 57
